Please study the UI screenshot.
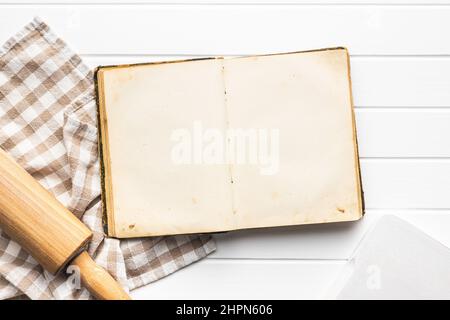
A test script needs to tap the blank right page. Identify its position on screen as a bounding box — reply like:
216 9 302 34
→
223 48 363 230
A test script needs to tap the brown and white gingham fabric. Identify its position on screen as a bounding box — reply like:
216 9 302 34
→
0 17 215 300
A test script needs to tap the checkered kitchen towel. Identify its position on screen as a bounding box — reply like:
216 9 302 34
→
0 18 215 300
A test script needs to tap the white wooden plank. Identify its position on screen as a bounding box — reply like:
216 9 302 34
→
85 56 450 108
211 210 450 260
82 56 450 108
355 109 450 157
361 159 450 209
131 259 345 299
1 6 450 55
351 57 450 108
211 211 373 260
77 56 450 157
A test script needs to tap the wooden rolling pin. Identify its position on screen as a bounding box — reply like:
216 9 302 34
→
0 147 130 300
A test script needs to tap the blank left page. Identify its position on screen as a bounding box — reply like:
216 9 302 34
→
100 59 234 237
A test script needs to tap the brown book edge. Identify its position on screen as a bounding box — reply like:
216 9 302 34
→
345 49 366 217
94 68 114 237
94 47 365 239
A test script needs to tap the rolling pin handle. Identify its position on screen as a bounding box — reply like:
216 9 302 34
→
72 251 131 300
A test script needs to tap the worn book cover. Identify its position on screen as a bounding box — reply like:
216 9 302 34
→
95 47 364 238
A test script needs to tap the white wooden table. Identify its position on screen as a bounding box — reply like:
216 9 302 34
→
1 0 450 299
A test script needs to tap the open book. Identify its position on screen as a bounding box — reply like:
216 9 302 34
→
96 47 364 238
